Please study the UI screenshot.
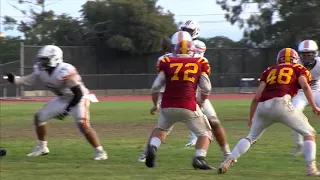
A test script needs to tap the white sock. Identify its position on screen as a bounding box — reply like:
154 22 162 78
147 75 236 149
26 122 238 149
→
37 140 47 146
303 140 316 163
195 149 207 157
95 146 104 152
221 144 231 154
150 137 161 148
229 138 251 160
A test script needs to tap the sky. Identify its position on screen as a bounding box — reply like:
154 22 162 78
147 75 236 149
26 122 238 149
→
0 0 261 41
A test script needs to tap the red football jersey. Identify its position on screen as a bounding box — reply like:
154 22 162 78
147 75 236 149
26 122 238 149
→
259 63 311 102
157 56 210 111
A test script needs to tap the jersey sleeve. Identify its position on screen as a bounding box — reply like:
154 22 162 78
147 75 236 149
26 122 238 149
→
56 64 77 81
297 66 312 83
198 57 210 75
14 64 39 85
157 56 170 73
259 67 270 82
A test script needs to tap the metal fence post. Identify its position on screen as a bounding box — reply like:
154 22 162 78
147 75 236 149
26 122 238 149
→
3 87 7 98
20 42 24 98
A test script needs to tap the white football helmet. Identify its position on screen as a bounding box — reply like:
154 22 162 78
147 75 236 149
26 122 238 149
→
180 20 200 39
36 45 63 68
192 39 206 57
298 40 318 54
170 31 195 55
298 40 318 67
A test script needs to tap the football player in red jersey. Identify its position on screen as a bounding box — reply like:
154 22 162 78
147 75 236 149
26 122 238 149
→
145 31 214 170
218 48 320 177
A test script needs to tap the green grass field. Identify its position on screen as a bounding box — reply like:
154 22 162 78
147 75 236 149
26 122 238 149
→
0 99 319 180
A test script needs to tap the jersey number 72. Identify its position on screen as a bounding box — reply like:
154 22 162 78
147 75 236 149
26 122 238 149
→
170 63 198 83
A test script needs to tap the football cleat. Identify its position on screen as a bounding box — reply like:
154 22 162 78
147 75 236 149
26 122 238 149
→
93 150 108 160
145 145 157 168
218 158 235 174
306 161 320 176
137 153 146 162
27 145 49 156
192 156 215 170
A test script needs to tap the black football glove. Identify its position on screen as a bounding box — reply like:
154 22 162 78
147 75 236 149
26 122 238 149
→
6 73 15 84
55 109 69 120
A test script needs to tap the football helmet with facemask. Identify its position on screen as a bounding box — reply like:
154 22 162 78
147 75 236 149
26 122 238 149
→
298 40 318 68
180 20 200 40
36 45 63 69
170 31 195 56
277 48 300 64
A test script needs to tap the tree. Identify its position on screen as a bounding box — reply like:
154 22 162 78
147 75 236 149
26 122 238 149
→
200 36 246 48
216 0 320 47
0 36 22 64
80 0 178 55
3 0 85 45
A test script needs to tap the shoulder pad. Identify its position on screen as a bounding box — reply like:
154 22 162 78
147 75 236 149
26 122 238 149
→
56 63 76 81
157 53 172 62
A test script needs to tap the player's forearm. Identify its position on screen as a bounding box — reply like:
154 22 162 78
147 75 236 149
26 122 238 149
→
65 85 83 111
302 85 317 108
151 93 158 106
299 76 317 108
14 74 37 85
151 72 166 93
199 73 212 101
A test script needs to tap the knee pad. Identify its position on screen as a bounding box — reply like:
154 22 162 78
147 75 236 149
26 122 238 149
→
34 113 46 126
76 119 92 134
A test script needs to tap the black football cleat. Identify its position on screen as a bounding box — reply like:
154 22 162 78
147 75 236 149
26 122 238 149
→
145 145 157 168
192 156 215 170
0 149 7 156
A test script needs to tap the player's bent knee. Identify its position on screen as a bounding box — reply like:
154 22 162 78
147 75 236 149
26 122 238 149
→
34 113 46 126
208 116 220 128
301 128 316 138
196 131 213 141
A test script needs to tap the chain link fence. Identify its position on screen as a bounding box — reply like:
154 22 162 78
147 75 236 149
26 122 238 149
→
0 43 278 97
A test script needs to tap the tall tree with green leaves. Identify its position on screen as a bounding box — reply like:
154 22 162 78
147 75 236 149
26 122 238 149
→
3 0 85 45
80 0 178 55
216 0 320 47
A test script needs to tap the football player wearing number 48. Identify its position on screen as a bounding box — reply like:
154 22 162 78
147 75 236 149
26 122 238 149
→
5 45 107 160
218 48 320 177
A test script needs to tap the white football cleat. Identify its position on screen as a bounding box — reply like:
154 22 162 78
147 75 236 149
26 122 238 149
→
27 145 49 156
93 150 108 160
218 158 235 174
306 161 320 176
137 153 146 162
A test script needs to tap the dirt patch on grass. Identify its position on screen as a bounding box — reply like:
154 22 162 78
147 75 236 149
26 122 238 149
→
1 121 188 140
0 94 253 104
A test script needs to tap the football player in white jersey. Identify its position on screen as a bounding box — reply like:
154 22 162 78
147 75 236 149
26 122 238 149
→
6 45 107 160
180 20 231 160
290 40 320 156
